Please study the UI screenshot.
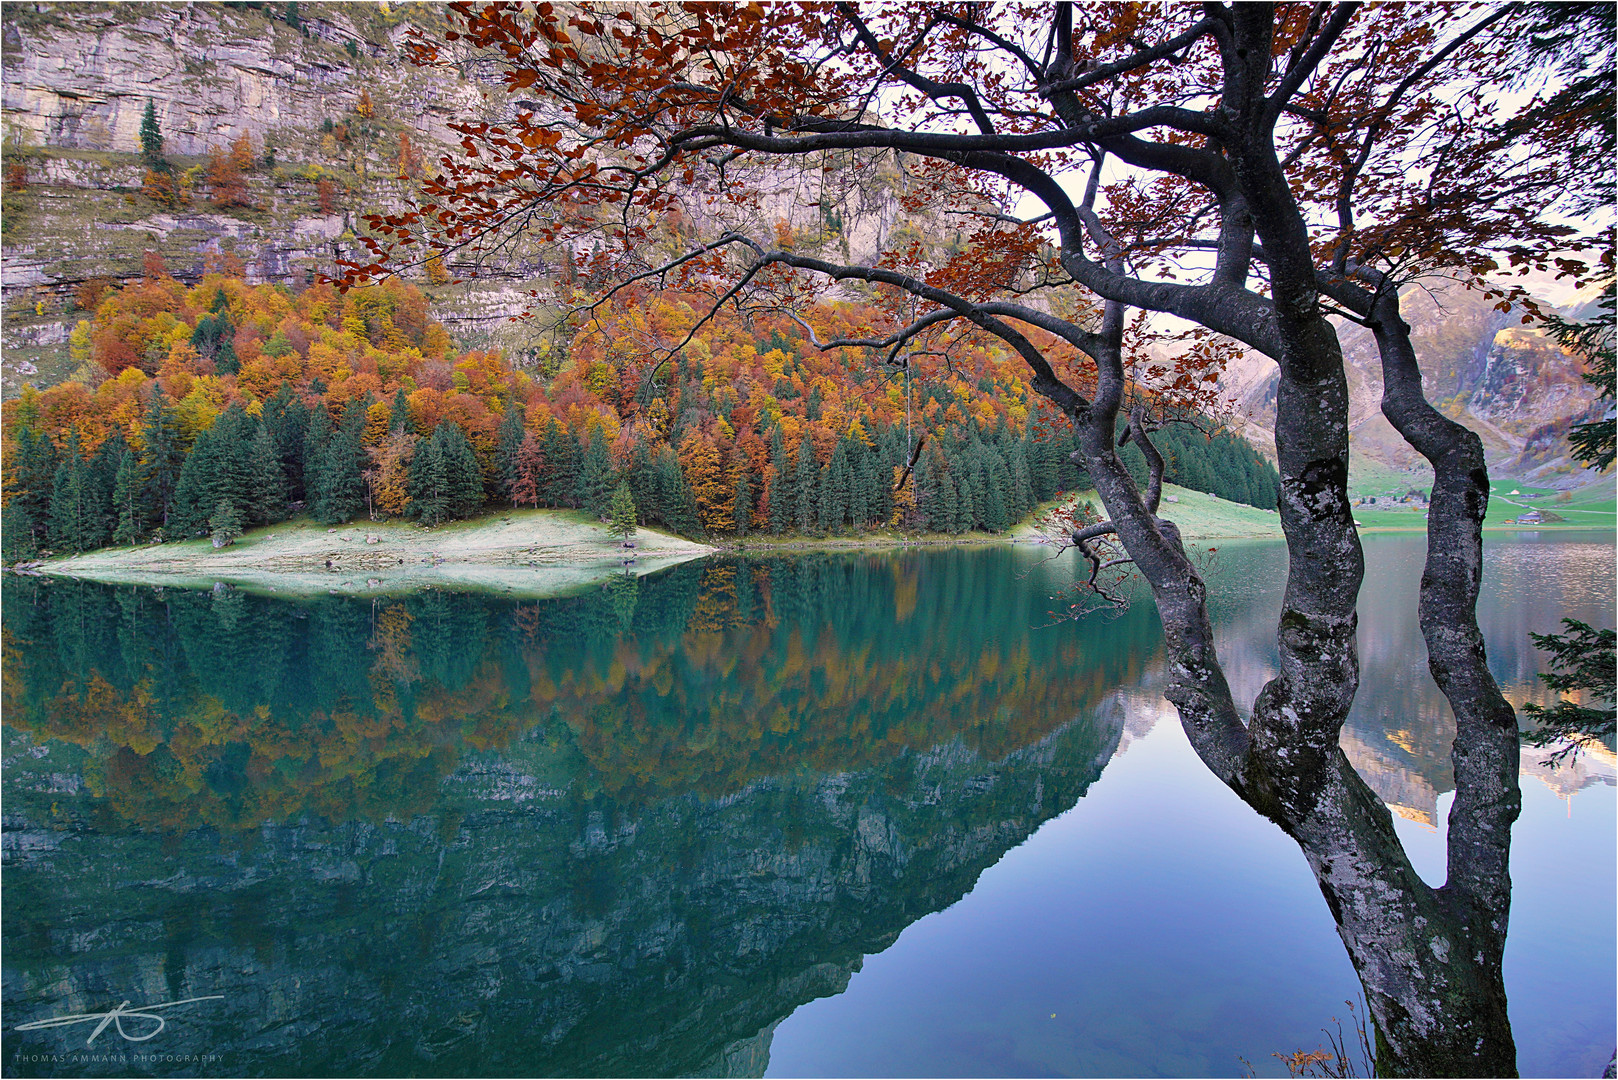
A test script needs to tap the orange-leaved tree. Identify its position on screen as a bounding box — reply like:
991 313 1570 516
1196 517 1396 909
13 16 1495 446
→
340 5 1612 1072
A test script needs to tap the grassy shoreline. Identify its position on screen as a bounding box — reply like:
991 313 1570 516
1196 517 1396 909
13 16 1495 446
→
13 479 1611 596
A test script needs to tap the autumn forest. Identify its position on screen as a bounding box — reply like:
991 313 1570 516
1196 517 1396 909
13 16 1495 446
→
0 269 1279 558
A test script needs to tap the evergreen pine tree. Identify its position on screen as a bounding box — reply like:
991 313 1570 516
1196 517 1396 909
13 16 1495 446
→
793 433 817 531
626 435 658 524
934 463 960 534
539 420 580 507
209 498 243 547
263 382 309 502
111 445 148 545
406 431 450 526
952 464 974 533
301 402 333 513
494 402 526 501
732 469 751 535
311 401 366 523
608 481 638 542
844 439 868 526
2 502 38 562
911 451 937 531
979 446 1012 532
8 425 57 551
390 386 414 433
49 430 109 553
140 386 182 526
170 428 216 537
440 422 485 520
652 447 699 534
768 426 792 533
139 99 165 167
248 425 287 524
210 403 258 517
576 423 614 517
1009 441 1033 522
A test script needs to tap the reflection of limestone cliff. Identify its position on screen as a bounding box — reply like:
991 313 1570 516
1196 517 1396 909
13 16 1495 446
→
1 710 1121 1077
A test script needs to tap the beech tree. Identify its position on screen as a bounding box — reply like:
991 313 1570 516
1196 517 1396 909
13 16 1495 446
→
344 4 1611 1073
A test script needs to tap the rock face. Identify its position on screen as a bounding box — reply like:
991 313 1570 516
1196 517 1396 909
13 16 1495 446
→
1216 281 1607 485
1 2 927 397
1 2 535 390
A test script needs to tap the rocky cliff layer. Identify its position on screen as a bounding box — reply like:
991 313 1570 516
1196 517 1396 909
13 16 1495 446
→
1 2 546 391
1215 281 1608 486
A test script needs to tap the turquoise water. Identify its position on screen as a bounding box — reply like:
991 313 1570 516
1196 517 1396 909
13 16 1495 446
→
2 533 1612 1076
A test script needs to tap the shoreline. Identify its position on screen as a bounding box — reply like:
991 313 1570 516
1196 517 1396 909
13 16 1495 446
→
11 495 1611 597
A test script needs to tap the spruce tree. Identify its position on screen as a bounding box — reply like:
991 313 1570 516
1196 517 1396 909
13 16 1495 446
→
576 424 613 517
2 502 38 562
248 425 287 524
440 422 485 520
263 382 308 501
494 402 526 501
539 420 580 507
139 99 165 167
768 426 792 533
301 403 333 513
310 402 366 523
1009 442 1033 522
608 481 638 542
908 451 932 530
793 433 817 531
948 466 971 533
626 435 658 523
653 447 698 534
390 386 414 433
170 429 216 537
111 445 148 545
140 387 182 527
933 463 959 534
844 439 867 526
49 430 108 553
732 469 751 535
209 498 243 547
406 431 450 525
9 426 58 551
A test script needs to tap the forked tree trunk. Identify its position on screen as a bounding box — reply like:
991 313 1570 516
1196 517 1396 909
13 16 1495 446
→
1058 287 1518 1076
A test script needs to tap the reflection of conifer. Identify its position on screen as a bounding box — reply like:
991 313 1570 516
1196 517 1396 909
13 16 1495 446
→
604 571 639 630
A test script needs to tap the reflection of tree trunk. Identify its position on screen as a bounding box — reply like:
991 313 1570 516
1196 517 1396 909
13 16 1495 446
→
1061 286 1518 1075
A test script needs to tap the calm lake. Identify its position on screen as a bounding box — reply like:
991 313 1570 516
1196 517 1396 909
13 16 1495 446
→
2 533 1613 1078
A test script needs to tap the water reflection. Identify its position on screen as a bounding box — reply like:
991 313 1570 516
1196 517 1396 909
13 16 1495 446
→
2 536 1611 1077
3 552 1135 1077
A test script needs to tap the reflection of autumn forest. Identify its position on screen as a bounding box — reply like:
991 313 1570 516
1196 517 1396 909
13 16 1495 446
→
1 551 1159 832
